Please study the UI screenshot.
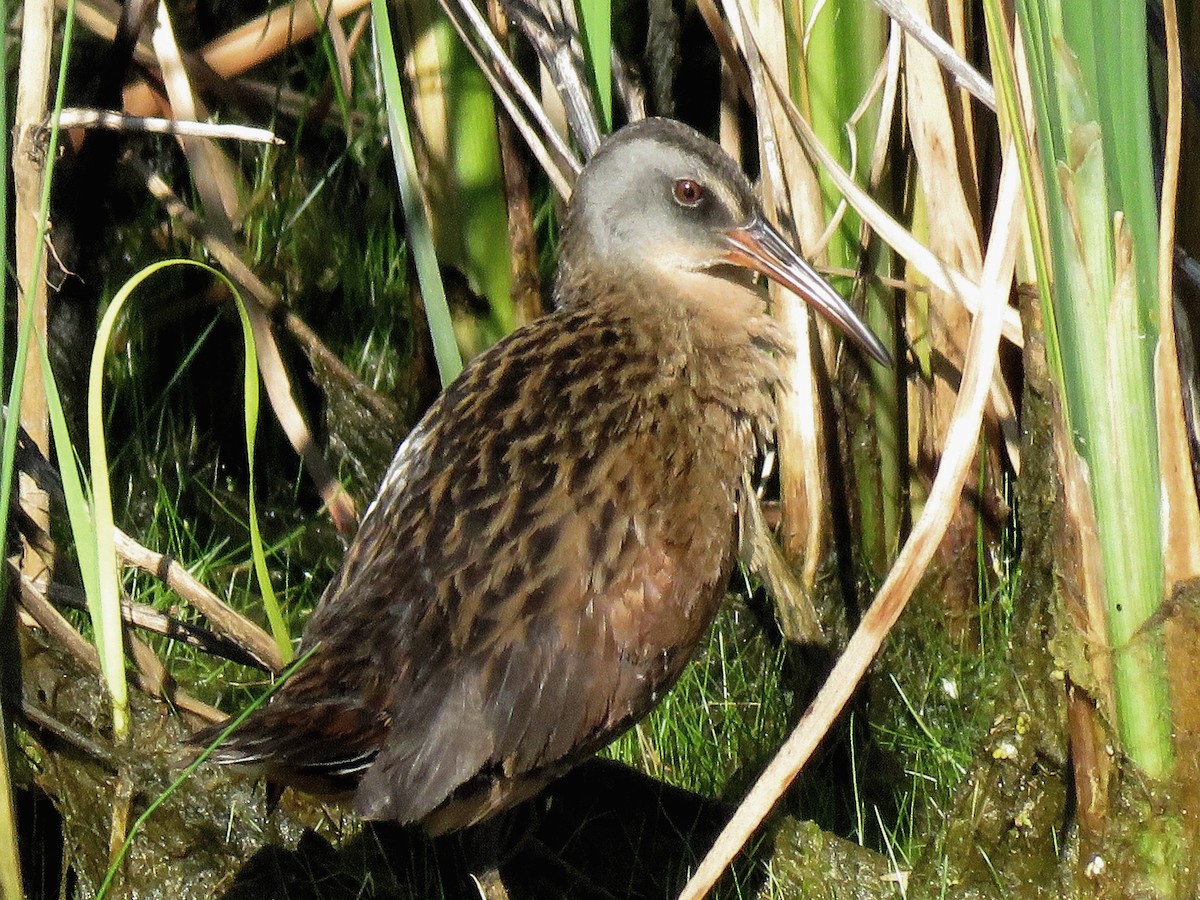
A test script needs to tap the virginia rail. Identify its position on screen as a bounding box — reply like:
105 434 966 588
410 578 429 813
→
192 118 889 834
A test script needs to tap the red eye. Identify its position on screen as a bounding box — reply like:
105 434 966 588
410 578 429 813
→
673 179 705 207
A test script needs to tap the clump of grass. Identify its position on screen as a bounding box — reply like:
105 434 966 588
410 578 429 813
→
865 505 1021 865
603 595 798 800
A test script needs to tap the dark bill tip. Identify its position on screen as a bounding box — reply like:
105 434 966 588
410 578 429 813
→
723 216 892 367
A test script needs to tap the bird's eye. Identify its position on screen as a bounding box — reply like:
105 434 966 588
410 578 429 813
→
672 179 706 207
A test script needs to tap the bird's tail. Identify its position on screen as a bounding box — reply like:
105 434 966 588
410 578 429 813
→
187 697 387 794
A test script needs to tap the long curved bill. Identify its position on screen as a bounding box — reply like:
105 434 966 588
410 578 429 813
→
724 215 892 367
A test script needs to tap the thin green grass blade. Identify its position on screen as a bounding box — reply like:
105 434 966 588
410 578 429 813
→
0 0 78 877
227 282 294 663
89 261 294 715
87 267 171 736
577 0 612 131
315 26 353 130
981 0 1054 367
39 325 100 620
0 0 76 610
797 0 883 274
371 0 463 386
0 0 25 887
444 18 515 337
0 26 79 893
401 8 515 345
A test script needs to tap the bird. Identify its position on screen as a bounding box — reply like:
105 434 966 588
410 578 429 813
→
190 117 889 836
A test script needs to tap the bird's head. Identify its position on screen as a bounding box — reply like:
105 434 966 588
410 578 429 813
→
557 118 890 366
